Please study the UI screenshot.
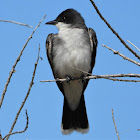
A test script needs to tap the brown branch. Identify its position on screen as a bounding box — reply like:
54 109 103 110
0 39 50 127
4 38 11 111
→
0 19 33 28
102 45 140 66
127 40 140 52
40 73 140 83
40 78 140 83
2 110 29 140
112 109 120 140
0 15 46 109
40 65 140 83
137 129 140 131
89 0 140 60
74 67 140 77
5 46 40 140
75 68 140 82
93 77 140 82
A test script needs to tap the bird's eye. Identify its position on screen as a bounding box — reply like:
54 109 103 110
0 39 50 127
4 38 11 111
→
63 16 66 20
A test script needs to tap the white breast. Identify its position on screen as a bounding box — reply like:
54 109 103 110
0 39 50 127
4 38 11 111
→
54 23 91 78
53 23 91 110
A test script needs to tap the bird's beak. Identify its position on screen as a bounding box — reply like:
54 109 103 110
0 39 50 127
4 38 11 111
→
45 20 58 25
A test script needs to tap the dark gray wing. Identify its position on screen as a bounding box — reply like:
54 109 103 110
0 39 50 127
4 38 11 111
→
88 28 98 72
46 34 54 70
46 34 64 94
82 28 98 93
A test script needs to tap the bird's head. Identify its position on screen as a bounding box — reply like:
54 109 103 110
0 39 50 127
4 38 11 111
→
45 9 87 30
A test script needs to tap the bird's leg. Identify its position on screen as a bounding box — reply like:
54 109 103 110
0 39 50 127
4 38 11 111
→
65 75 73 84
80 74 86 83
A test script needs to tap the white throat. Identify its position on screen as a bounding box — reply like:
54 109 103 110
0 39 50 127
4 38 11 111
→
56 22 86 41
56 22 71 32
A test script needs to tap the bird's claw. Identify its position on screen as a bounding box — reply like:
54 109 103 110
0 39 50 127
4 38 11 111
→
66 75 73 84
80 74 86 83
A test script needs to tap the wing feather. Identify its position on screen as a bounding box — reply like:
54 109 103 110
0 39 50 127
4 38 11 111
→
46 33 54 70
88 28 98 72
46 34 64 94
82 28 98 93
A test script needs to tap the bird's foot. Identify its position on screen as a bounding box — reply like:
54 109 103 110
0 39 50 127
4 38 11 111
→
80 74 86 83
65 75 73 84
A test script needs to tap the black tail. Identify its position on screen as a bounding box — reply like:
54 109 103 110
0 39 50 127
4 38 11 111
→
61 94 89 134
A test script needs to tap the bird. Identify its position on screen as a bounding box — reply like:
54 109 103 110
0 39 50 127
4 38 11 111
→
45 8 98 134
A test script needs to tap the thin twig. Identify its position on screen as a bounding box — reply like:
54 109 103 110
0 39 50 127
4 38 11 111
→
56 67 140 77
0 15 46 109
0 19 33 28
6 46 40 140
127 40 140 52
40 73 140 83
40 78 140 83
100 78 140 82
74 68 140 82
96 73 140 78
137 129 140 131
89 0 140 60
2 110 29 140
102 44 140 66
112 109 120 140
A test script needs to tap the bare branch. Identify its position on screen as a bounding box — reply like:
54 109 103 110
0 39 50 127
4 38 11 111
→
96 73 140 78
112 109 120 140
102 44 140 66
101 78 140 82
40 73 140 83
2 110 29 140
89 0 140 60
40 66 140 83
0 15 46 109
137 129 140 131
0 19 33 28
40 78 140 83
5 46 40 140
127 40 140 52
74 68 140 82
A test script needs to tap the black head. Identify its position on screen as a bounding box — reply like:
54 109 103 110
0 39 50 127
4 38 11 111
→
46 9 87 29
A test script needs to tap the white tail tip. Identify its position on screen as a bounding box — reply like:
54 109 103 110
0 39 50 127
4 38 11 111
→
61 124 89 135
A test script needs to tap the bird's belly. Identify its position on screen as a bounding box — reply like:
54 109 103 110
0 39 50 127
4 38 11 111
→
54 48 91 78
63 80 83 110
53 32 91 110
53 47 91 110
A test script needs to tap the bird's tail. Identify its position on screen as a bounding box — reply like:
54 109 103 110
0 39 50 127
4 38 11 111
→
61 94 89 135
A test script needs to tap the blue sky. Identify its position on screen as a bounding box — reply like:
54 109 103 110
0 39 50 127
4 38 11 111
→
0 0 140 140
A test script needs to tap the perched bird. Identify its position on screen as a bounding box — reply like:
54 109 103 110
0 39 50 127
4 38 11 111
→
45 9 98 134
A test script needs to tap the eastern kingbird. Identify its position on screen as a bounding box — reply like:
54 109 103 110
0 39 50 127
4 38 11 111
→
45 9 98 134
